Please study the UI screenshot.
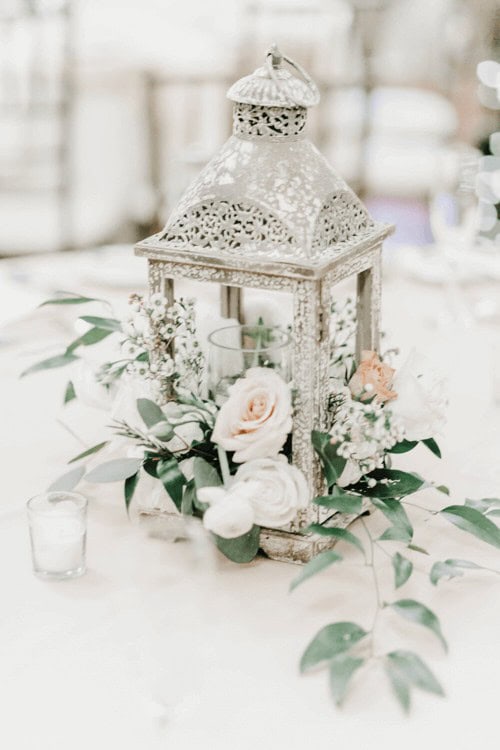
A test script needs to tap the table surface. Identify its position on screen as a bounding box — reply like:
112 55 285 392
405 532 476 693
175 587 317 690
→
1 249 500 750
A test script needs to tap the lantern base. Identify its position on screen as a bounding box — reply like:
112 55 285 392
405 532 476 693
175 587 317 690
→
260 505 368 565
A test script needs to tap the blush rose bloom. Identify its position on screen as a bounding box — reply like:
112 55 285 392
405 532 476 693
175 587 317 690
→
389 350 447 441
234 456 309 527
349 350 397 403
211 367 292 463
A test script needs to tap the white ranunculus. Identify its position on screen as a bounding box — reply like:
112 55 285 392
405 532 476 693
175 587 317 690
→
337 459 363 488
72 360 117 411
389 350 447 441
234 455 309 528
200 484 255 539
211 367 292 463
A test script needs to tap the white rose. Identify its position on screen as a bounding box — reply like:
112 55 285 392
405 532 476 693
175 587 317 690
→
200 485 255 539
234 455 309 528
389 350 447 441
211 367 292 463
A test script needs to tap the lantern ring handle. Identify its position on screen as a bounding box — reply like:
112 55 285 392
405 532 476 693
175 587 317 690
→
265 46 320 107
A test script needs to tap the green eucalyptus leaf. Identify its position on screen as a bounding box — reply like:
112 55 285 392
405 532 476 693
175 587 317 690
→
385 658 411 713
68 441 109 464
300 622 367 673
422 437 442 458
329 655 365 706
314 488 362 515
148 421 175 442
362 469 424 499
440 505 500 550
311 430 347 488
124 472 140 513
193 456 222 489
181 479 196 515
372 498 413 543
48 464 85 492
290 549 343 592
464 497 500 513
85 457 143 483
308 524 364 555
407 544 429 555
388 439 418 454
435 485 450 496
137 398 166 428
389 599 447 652
212 524 260 563
64 380 76 405
79 315 121 332
157 457 186 510
430 558 483 586
21 352 79 378
66 327 112 353
392 552 413 589
142 458 158 479
39 292 102 307
387 651 444 695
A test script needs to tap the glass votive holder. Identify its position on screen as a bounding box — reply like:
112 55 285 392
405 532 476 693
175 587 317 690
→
27 491 88 580
208 324 292 404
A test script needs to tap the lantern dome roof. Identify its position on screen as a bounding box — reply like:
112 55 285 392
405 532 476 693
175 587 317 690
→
227 45 320 108
136 49 392 277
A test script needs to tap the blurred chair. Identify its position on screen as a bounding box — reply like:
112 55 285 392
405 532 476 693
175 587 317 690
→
0 0 74 255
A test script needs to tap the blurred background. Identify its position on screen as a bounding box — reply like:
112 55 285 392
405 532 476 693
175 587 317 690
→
0 0 497 257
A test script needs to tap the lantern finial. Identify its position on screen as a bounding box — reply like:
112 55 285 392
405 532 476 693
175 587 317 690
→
268 44 283 69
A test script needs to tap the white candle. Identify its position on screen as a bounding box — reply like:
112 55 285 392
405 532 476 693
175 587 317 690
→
27 493 87 579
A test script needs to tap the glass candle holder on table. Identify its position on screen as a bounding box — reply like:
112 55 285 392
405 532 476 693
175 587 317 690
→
27 491 88 580
208 324 292 404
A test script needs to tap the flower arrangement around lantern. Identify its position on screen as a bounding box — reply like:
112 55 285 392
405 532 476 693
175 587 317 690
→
23 290 500 710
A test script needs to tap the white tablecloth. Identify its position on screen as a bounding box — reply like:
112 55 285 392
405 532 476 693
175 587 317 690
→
1 250 500 750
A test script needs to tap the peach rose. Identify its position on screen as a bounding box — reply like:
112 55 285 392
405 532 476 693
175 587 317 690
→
349 351 396 403
211 367 292 463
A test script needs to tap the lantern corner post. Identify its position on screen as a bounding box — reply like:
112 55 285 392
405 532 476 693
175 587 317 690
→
220 284 243 322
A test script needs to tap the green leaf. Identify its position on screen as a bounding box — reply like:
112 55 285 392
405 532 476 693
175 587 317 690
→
181 479 196 515
64 380 76 405
124 472 140 513
440 505 500 550
388 439 418 454
407 544 429 555
157 457 186 511
435 485 450 496
85 457 143 483
386 650 444 706
136 398 166 428
48 465 85 492
392 552 413 588
193 456 222 489
39 292 102 307
148 421 175 442
311 430 347 488
464 497 500 513
430 558 483 586
308 524 364 555
362 469 424 499
300 622 367 673
68 441 109 464
21 352 79 378
290 549 343 592
389 599 447 652
372 498 413 543
142 457 158 479
66 327 113 353
385 658 411 712
314 488 362 515
79 315 121 332
422 437 442 458
212 524 260 563
329 655 365 706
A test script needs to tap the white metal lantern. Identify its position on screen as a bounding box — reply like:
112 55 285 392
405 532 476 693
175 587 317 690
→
136 47 393 563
